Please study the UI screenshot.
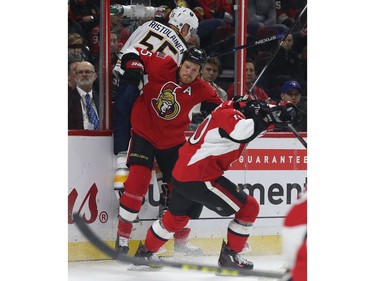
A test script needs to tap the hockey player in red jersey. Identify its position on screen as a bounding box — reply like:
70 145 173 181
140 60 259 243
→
282 188 307 281
115 47 223 256
130 99 299 269
113 7 202 256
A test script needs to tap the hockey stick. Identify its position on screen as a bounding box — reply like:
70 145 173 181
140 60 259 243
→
72 212 288 279
287 123 307 148
244 4 308 99
208 33 285 58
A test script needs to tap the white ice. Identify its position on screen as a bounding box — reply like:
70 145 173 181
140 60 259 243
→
68 254 286 281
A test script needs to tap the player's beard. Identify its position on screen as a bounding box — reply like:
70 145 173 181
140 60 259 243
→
180 73 198 84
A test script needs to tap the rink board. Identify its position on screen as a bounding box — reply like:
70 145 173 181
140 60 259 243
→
68 131 307 261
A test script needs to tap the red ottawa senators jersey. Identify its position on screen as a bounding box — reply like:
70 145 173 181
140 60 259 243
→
131 48 222 150
283 191 307 281
172 100 265 182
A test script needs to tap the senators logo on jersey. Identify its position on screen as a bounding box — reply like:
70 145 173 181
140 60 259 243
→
152 82 181 119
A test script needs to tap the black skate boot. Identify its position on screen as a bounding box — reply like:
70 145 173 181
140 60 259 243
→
115 235 129 255
218 240 254 270
128 242 163 271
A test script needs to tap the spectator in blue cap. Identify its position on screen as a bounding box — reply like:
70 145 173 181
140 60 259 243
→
278 80 307 132
280 80 302 105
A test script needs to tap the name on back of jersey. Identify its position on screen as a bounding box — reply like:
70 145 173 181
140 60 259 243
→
147 21 186 55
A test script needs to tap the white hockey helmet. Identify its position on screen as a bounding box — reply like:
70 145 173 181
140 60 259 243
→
168 7 198 36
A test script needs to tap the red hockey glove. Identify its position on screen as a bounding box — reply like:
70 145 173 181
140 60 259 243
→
120 54 145 89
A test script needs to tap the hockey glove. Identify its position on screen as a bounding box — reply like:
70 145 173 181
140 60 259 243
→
234 99 269 120
264 103 299 128
120 53 145 90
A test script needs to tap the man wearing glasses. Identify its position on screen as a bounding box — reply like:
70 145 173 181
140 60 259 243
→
68 61 100 130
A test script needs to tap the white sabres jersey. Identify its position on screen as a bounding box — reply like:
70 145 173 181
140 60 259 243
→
113 20 188 75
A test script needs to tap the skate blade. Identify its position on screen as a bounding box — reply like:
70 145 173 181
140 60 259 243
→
128 264 163 271
174 248 204 257
215 268 253 277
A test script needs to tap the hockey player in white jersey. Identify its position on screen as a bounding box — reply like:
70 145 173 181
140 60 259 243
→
113 7 198 185
112 7 202 256
113 6 198 76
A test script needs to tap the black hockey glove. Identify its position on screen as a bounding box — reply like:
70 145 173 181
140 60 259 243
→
234 99 269 120
120 53 145 89
263 103 299 128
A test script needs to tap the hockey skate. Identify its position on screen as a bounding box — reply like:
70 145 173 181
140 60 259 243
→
128 242 163 271
218 240 254 270
173 228 203 256
115 235 129 255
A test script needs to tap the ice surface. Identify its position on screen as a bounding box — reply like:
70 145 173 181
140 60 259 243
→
68 254 286 281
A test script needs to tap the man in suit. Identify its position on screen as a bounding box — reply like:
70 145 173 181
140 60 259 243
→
68 61 100 130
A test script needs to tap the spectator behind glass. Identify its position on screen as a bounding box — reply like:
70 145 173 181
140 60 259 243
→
189 57 227 130
110 31 122 101
198 0 234 23
275 1 307 67
290 19 307 90
247 0 289 38
278 80 307 132
226 58 271 103
68 13 84 36
68 61 100 130
110 31 120 68
68 60 80 96
170 0 232 49
275 0 307 29
110 14 131 49
68 0 100 35
68 33 89 63
187 33 201 48
265 33 306 96
200 57 227 101
196 0 234 49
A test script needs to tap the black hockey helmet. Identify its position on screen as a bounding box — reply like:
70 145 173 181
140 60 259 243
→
181 47 207 68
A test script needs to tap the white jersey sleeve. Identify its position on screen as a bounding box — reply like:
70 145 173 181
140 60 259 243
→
113 20 188 76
